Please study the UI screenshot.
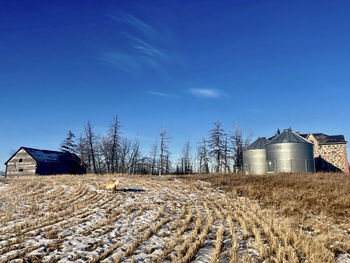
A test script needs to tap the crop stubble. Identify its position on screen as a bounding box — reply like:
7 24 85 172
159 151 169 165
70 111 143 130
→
0 174 347 262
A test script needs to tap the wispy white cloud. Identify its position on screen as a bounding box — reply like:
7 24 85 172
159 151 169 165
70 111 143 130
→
148 91 178 98
106 10 159 39
189 88 222 98
100 52 141 73
103 10 179 73
125 34 170 61
148 91 168 97
99 34 172 72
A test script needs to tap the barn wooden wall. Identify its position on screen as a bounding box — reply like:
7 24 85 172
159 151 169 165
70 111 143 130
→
6 149 37 177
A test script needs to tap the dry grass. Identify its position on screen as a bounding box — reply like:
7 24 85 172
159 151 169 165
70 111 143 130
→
189 172 350 221
187 172 350 259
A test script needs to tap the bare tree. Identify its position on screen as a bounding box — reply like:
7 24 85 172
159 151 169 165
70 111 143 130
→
203 144 209 173
127 138 141 174
197 138 210 174
150 140 158 175
231 127 252 173
77 135 89 168
222 136 232 173
100 135 111 173
119 138 131 173
73 116 254 176
182 141 192 174
99 116 121 174
159 128 170 175
109 116 120 173
85 121 97 174
208 121 226 173
94 142 104 174
76 117 150 175
140 157 151 174
165 154 171 174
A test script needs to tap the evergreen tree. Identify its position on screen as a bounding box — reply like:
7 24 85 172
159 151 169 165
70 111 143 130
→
197 138 209 174
60 131 78 154
208 121 226 173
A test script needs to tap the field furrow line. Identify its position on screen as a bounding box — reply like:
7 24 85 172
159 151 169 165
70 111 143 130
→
69 202 153 261
80 203 168 262
0 191 110 252
178 201 214 263
154 201 193 262
112 204 176 263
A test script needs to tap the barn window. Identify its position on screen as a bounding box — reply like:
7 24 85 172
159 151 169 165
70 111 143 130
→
19 169 23 172
19 158 23 162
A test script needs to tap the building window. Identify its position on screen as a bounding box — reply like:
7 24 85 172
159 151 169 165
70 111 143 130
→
19 158 23 162
19 169 23 172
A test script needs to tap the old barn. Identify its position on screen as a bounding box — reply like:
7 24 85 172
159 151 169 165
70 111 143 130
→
4 147 86 177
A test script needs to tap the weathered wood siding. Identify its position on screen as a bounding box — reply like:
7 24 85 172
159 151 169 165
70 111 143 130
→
6 149 37 177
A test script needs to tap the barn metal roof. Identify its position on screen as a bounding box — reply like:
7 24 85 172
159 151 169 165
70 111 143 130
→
266 130 312 145
244 137 269 150
4 147 80 165
23 147 69 163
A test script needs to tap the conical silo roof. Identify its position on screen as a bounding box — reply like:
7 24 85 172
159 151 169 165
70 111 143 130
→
266 129 312 145
245 137 269 150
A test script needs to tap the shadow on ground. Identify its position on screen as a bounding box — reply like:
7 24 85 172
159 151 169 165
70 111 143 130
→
117 188 145 192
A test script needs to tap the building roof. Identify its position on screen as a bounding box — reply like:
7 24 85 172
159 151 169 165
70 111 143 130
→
310 133 346 144
299 134 308 138
288 132 346 145
266 129 312 145
5 147 80 165
268 135 277 141
244 137 269 150
24 147 73 163
260 130 346 148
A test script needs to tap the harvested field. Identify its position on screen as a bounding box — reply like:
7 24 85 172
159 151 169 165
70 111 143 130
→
190 173 350 221
0 174 349 262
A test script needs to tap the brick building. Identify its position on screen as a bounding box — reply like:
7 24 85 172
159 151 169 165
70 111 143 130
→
298 133 349 173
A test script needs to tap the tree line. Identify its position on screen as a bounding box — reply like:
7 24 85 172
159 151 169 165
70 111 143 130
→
60 116 251 175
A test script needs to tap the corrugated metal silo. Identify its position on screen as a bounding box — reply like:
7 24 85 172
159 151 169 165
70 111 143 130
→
243 137 269 174
265 129 315 173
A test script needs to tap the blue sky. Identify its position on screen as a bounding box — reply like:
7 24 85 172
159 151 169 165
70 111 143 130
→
1 0 350 170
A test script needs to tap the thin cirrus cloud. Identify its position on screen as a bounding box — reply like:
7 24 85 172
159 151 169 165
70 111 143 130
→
125 34 170 61
148 91 168 97
101 10 178 73
148 91 178 98
189 88 222 98
106 10 159 39
100 38 170 73
100 52 142 72
147 89 223 99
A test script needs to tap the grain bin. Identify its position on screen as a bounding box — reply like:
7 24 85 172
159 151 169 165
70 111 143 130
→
265 129 315 173
243 137 269 174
